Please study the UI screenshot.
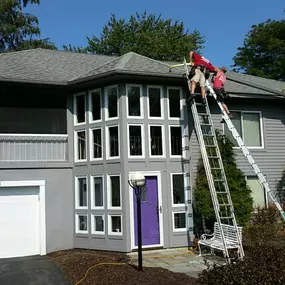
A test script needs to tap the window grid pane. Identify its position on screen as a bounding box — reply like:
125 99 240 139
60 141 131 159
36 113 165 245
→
168 89 181 118
243 113 261 147
78 177 87 207
111 216 122 233
110 176 121 207
78 215 88 231
109 126 119 157
91 91 101 121
150 126 163 156
94 177 103 207
128 86 141 116
76 95 85 123
129 126 142 156
93 129 102 158
170 127 182 155
77 131 86 160
172 174 185 204
94 215 104 232
174 212 186 229
149 88 161 117
107 87 118 118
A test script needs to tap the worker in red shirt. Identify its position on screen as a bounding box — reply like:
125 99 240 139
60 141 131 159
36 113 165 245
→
188 51 219 105
213 66 233 119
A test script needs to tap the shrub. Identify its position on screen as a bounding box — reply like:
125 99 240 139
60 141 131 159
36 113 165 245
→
194 130 253 233
197 244 285 285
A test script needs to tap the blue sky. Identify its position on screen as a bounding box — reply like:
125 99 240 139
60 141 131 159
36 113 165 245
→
26 0 284 67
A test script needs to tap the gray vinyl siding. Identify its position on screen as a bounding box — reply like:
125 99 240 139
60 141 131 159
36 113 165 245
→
189 97 285 200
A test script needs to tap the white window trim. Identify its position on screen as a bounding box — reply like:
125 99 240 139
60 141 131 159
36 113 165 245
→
147 85 164 119
126 84 144 119
106 125 120 159
172 211 187 232
74 130 87 163
89 127 103 161
127 124 145 158
91 175 104 210
0 180 46 256
105 85 119 121
88 88 102 123
169 125 183 158
75 176 88 210
75 213 88 234
223 110 264 149
148 124 165 158
170 173 186 207
107 174 122 210
167 86 183 120
91 214 105 235
73 92 86 126
245 175 268 208
108 214 123 236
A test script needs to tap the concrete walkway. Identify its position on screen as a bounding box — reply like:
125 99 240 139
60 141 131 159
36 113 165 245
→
128 248 211 278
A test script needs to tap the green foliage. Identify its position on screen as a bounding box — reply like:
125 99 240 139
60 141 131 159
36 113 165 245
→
233 13 285 81
276 168 285 203
197 243 285 285
194 130 253 231
66 12 205 61
0 0 56 52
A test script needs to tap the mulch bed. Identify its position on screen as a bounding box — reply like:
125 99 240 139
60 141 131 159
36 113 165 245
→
49 249 197 285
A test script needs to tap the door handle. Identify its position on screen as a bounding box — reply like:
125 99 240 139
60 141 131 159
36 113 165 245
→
156 205 162 215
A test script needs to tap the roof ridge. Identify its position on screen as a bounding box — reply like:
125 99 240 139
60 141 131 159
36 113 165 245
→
131 52 174 69
114 52 134 70
68 55 123 81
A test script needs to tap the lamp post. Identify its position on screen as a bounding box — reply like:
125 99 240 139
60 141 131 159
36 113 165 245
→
128 172 146 271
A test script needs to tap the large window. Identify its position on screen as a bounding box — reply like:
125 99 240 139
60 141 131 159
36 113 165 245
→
224 111 263 148
127 85 142 117
75 177 88 209
149 125 164 157
171 174 185 205
128 125 144 157
90 128 102 160
74 93 86 125
108 175 121 209
246 176 267 208
148 87 162 118
90 89 101 122
75 130 86 161
168 88 182 119
107 126 119 158
106 86 118 119
91 176 104 209
170 126 182 156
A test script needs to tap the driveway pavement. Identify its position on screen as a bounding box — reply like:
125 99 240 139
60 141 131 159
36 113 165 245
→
0 255 71 285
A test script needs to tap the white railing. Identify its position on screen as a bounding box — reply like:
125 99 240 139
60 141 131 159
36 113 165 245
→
0 134 68 162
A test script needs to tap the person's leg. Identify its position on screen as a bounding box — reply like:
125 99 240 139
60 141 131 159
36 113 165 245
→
199 72 206 104
188 68 200 102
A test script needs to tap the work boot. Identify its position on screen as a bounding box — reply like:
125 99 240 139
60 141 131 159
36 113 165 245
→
201 97 206 105
187 93 196 105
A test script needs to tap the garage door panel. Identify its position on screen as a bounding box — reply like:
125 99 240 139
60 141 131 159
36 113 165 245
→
0 187 40 259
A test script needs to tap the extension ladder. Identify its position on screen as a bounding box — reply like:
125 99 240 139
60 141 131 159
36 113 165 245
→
205 80 285 221
182 58 244 259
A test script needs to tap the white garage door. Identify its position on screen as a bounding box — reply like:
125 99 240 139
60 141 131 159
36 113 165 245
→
0 187 40 259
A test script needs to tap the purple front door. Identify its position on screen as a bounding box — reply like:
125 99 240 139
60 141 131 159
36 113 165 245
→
134 176 160 246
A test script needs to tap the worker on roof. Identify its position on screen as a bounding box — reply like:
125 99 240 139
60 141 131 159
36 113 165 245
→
188 51 219 105
212 66 233 120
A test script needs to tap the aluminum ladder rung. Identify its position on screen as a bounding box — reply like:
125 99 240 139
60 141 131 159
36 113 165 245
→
202 134 214 137
208 156 219 159
216 191 229 194
220 217 234 220
219 204 232 207
214 179 224 182
197 113 209 116
211 167 222 170
205 145 216 147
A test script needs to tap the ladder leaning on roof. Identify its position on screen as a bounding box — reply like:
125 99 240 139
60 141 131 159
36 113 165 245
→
169 59 285 222
173 58 245 260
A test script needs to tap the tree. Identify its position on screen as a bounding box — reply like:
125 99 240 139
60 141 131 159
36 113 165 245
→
276 168 285 204
194 130 253 233
65 12 204 61
0 0 56 52
233 15 285 81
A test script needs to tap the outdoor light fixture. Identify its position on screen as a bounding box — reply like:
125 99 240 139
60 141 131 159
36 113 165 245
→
128 172 146 271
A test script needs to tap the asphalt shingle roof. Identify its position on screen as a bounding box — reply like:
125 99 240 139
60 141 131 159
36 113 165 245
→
0 48 284 97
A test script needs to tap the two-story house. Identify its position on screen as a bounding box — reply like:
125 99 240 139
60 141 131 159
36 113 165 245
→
0 48 284 259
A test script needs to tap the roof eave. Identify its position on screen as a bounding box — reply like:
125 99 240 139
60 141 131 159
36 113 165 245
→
0 77 68 86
